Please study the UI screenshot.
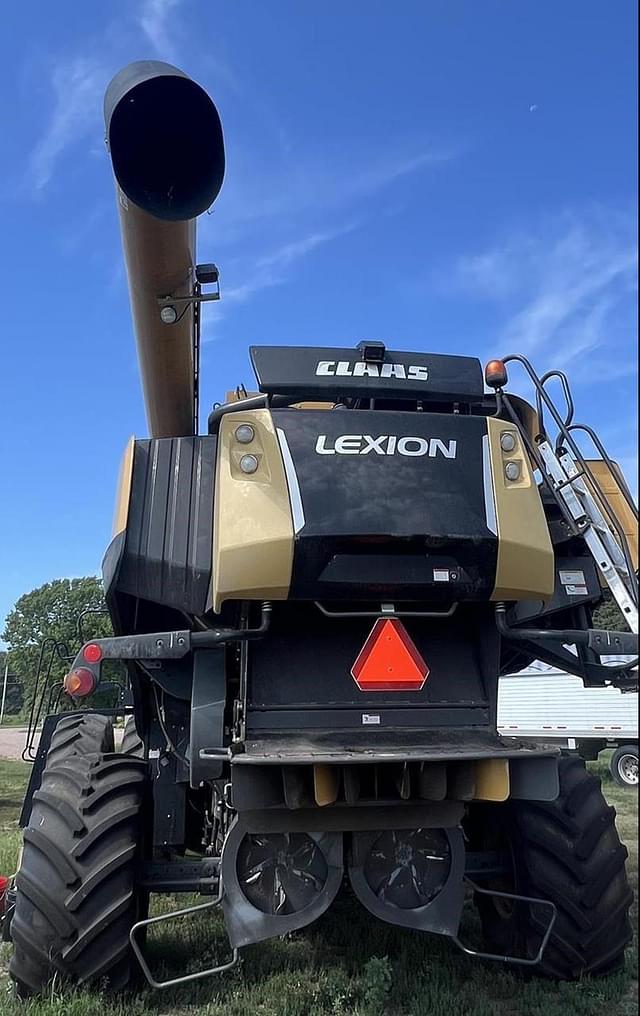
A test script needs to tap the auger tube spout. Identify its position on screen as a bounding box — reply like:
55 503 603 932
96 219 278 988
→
104 61 225 437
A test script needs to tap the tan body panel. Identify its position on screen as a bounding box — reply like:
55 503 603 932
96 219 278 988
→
486 417 555 601
213 409 294 611
117 195 196 438
586 460 638 570
506 394 540 445
224 390 261 403
474 759 510 801
313 766 340 806
291 401 335 410
112 436 136 536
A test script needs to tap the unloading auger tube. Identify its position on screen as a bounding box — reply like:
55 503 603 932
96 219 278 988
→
5 59 636 998
104 61 225 437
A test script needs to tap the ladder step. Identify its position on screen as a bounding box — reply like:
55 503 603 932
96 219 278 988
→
536 439 638 634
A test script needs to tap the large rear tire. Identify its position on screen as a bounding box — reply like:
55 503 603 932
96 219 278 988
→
470 755 633 979
45 710 114 765
10 715 147 997
120 715 144 757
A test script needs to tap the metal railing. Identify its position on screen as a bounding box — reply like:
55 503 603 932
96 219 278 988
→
498 354 638 620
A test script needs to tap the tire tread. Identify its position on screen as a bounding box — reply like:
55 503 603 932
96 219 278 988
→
473 755 633 980
9 714 146 996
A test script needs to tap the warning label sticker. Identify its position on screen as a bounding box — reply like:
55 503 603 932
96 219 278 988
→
433 568 450 582
559 569 587 596
560 570 586 585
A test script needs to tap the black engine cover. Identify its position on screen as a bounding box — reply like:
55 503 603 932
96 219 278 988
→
273 409 497 601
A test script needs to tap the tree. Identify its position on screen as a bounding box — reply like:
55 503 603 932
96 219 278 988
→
0 648 23 718
592 590 626 632
2 577 113 709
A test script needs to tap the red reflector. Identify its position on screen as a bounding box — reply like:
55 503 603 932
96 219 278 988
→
351 618 429 692
83 643 102 664
64 667 97 699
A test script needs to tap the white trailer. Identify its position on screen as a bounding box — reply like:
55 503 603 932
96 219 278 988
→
498 664 638 786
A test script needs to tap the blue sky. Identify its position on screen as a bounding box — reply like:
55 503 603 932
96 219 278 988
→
0 0 637 635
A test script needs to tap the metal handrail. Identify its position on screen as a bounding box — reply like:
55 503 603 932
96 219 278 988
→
563 428 638 606
22 619 131 762
500 354 638 609
129 868 239 988
567 422 637 513
76 606 111 644
452 878 557 967
536 368 575 441
22 637 72 762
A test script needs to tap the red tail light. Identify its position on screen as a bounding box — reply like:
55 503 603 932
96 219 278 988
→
64 667 97 698
82 643 103 664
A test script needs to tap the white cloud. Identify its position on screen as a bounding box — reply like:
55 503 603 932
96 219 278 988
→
197 137 457 349
449 209 638 497
254 223 359 274
198 143 454 326
200 222 360 342
452 209 637 368
211 145 455 242
28 56 106 192
24 0 185 195
336 149 455 207
229 224 358 302
138 0 182 63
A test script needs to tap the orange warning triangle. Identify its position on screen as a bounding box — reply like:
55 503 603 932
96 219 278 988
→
351 618 429 692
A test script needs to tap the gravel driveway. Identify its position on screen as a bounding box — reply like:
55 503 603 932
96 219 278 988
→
0 727 31 761
0 724 124 761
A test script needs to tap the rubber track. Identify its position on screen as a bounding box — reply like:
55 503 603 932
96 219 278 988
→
9 714 146 996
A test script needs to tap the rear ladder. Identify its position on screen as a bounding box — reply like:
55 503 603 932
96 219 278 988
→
499 355 638 636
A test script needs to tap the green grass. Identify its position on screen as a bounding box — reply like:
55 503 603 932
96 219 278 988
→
0 757 637 1016
0 759 27 880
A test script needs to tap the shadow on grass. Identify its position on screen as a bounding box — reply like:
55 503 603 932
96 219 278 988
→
0 759 635 1016
0 880 635 1016
125 890 635 1016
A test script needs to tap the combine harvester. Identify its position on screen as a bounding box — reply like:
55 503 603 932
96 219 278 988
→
5 62 638 993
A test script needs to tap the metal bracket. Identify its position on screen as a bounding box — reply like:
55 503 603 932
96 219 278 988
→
315 601 458 619
67 604 272 679
129 876 239 989
451 878 556 967
587 628 638 654
157 267 220 323
139 858 219 894
158 290 220 309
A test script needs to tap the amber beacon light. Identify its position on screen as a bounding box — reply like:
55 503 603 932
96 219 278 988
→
484 359 508 389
